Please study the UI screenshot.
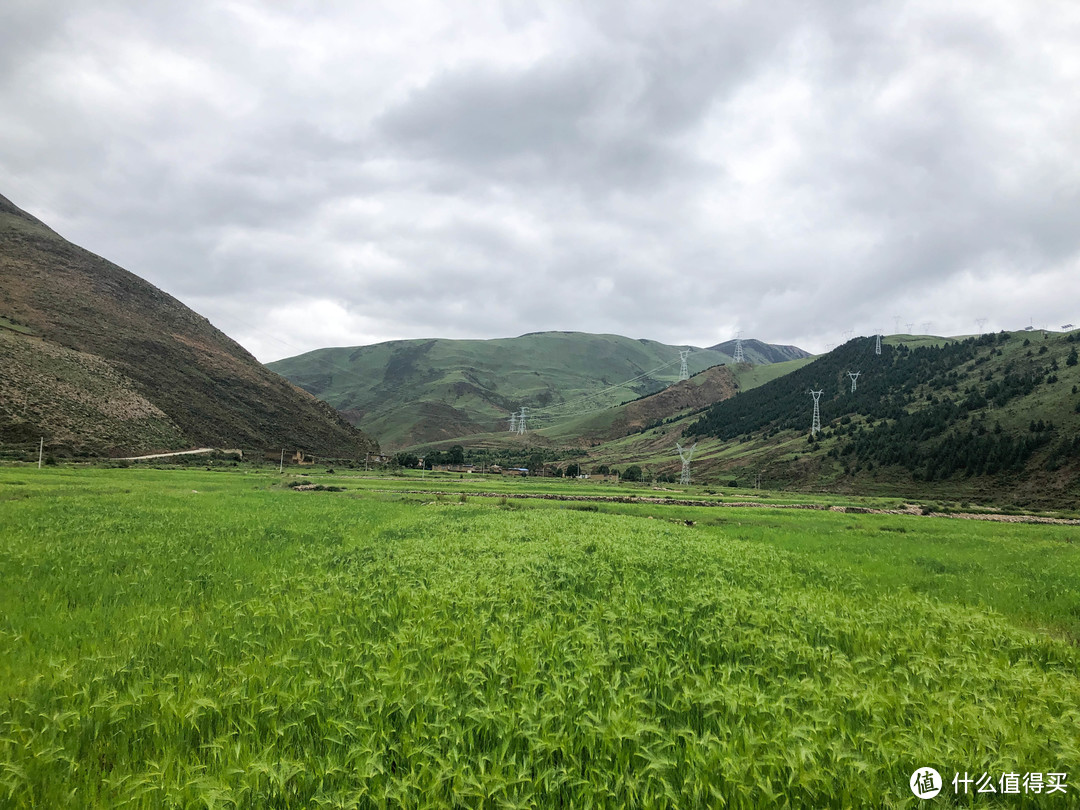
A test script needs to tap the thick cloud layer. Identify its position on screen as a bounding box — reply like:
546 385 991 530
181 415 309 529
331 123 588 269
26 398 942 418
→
2 1 1077 360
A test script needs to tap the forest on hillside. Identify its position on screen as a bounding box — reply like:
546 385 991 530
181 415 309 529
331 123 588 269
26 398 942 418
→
685 332 1080 481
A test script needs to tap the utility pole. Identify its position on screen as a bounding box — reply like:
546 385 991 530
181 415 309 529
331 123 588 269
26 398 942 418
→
279 449 284 474
809 390 823 436
678 349 690 381
38 437 43 469
847 371 861 393
676 442 697 485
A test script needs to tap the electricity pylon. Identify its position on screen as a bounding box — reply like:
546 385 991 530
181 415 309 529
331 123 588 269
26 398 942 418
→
847 371 860 393
676 442 697 485
733 332 745 364
809 389 823 436
905 322 914 334
678 350 690 381
508 412 517 432
893 315 902 334
875 332 882 355
516 407 527 435
976 318 988 334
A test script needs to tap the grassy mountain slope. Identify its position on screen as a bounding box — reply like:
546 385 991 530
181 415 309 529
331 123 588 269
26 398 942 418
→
539 365 739 442
574 332 1080 506
404 356 817 469
0 192 377 458
270 332 809 449
709 338 811 364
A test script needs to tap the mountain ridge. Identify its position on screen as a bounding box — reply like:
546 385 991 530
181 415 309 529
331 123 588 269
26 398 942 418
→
0 192 378 458
269 331 810 449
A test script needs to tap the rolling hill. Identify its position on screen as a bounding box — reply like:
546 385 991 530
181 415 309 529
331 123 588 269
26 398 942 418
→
269 332 809 449
570 331 1080 507
0 192 378 459
709 338 811 364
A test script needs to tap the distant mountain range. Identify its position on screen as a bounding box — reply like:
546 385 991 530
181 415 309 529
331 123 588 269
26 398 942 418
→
709 338 810 365
269 332 811 448
0 192 377 458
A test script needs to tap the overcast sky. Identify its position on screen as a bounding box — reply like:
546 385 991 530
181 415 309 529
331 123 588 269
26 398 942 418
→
2 1 1078 361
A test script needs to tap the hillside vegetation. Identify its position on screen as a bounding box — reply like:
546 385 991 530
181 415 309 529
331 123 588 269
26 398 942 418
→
270 332 808 448
0 192 377 458
573 331 1080 506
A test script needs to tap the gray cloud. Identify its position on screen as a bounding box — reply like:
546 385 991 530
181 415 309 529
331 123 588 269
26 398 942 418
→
1 1 1078 362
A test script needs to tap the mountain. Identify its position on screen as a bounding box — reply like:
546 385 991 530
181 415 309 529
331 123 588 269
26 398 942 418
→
0 192 377 459
573 332 1080 507
541 365 739 443
709 338 811 364
269 332 810 449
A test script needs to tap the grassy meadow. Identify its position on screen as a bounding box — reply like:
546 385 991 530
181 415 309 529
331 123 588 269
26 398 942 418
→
2 466 1080 807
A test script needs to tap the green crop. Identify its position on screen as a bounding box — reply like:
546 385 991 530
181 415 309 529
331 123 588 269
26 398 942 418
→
2 468 1079 807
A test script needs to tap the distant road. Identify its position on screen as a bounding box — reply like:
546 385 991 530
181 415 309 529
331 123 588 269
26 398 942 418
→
116 448 219 461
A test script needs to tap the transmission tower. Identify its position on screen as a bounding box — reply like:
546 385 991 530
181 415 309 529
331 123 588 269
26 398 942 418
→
975 318 988 334
841 329 854 342
875 331 882 355
893 315 902 334
905 322 914 334
678 349 690 381
922 321 932 334
516 407 527 435
809 390 823 436
508 411 517 432
676 442 697 485
847 371 860 393
733 332 745 364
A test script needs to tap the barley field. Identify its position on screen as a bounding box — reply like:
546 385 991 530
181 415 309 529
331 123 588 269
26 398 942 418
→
2 467 1079 807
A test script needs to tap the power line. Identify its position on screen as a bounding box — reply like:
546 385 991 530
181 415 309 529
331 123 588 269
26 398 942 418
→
676 442 697 485
809 389 823 436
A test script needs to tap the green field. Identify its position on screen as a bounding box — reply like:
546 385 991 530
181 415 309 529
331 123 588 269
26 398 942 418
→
2 466 1079 807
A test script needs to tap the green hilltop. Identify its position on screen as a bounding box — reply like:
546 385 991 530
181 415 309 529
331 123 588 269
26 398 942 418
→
269 332 810 449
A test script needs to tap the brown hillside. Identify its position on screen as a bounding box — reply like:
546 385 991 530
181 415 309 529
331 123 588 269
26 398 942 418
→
586 365 738 441
0 192 377 458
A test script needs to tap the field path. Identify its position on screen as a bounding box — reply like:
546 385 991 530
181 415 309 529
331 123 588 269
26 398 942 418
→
374 489 1080 525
